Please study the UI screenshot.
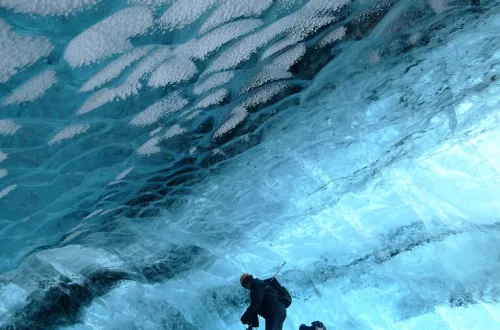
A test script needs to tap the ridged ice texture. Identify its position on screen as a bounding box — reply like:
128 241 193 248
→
1 1 500 330
199 0 273 34
64 7 154 68
0 0 102 16
3 70 57 105
0 20 53 83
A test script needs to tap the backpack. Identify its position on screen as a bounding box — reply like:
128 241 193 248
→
264 277 292 308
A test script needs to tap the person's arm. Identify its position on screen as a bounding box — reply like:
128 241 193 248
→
244 281 265 316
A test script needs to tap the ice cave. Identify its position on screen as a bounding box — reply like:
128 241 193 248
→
0 0 499 329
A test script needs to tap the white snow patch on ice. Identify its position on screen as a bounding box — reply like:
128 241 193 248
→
261 15 336 60
194 71 235 95
159 0 218 30
241 82 290 108
136 124 186 156
318 26 347 47
206 9 337 74
163 124 186 139
0 169 7 179
0 19 53 83
148 57 197 88
186 110 202 120
78 47 172 114
176 19 263 61
214 106 248 139
0 120 21 136
79 46 153 92
130 93 188 127
64 7 153 68
194 89 229 109
49 123 90 145
83 209 103 220
0 0 102 16
244 44 305 92
243 69 292 93
0 151 7 163
137 136 161 156
149 127 163 137
0 184 16 200
115 167 135 181
2 70 57 105
199 0 272 34
128 0 175 6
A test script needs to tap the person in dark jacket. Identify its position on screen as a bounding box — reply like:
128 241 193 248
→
240 273 287 330
299 321 327 330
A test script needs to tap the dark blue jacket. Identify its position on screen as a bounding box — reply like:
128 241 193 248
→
242 278 284 326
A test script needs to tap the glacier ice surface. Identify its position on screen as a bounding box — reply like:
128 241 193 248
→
1 0 500 329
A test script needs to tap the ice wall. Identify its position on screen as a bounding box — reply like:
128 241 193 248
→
0 0 499 329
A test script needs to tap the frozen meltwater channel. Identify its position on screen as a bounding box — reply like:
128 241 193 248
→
0 0 500 329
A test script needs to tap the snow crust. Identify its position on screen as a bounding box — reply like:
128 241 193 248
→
79 46 153 92
1 1 500 330
199 0 273 34
64 7 154 68
48 123 91 145
0 19 53 83
2 70 57 105
0 0 102 16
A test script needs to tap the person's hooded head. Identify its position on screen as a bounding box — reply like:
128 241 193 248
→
240 273 254 289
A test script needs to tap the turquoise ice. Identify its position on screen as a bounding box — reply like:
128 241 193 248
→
0 0 499 329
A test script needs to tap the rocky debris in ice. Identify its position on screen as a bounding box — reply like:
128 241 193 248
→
0 19 53 83
148 57 197 88
194 71 235 95
79 46 153 92
64 7 153 68
0 151 7 163
194 89 229 109
244 44 305 92
130 93 188 127
199 0 273 34
175 19 262 61
149 127 163 137
2 70 57 106
318 26 347 47
0 120 21 136
241 82 290 108
206 7 338 74
78 47 172 115
0 169 7 179
48 123 90 145
159 0 218 30
213 106 248 139
0 0 102 16
0 184 16 200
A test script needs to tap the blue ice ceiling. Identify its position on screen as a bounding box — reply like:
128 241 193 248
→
0 0 500 329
